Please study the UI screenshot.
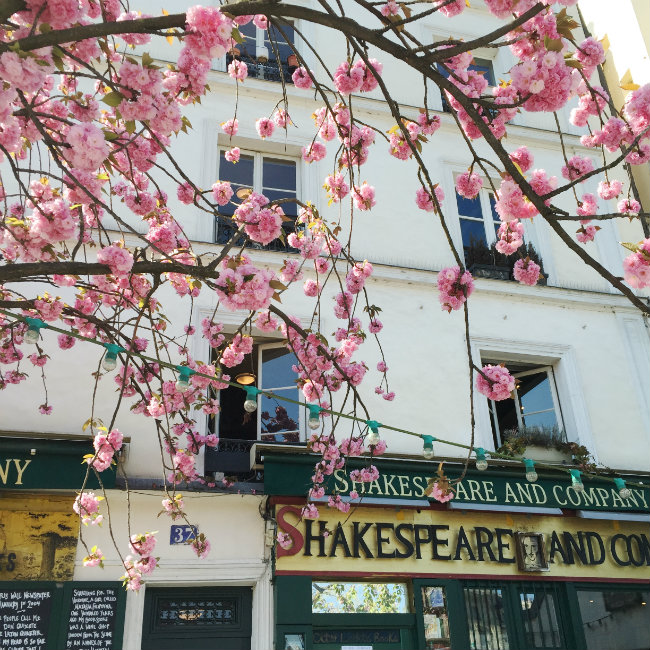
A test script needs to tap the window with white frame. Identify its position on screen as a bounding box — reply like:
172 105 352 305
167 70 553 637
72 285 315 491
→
216 149 298 251
484 359 565 449
456 188 501 257
210 342 303 444
227 20 296 83
439 57 495 112
457 186 547 279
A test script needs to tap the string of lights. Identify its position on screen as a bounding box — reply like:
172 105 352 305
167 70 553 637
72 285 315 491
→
2 310 645 496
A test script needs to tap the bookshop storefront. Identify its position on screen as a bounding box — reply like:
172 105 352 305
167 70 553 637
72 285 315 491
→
264 452 650 650
0 435 126 650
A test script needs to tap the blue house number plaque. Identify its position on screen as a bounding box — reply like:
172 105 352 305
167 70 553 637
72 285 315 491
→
170 524 198 545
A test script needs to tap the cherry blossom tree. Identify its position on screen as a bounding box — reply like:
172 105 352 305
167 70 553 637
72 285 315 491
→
0 0 649 588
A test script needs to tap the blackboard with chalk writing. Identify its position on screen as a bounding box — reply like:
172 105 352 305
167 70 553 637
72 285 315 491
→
0 581 125 650
65 586 120 650
0 587 55 650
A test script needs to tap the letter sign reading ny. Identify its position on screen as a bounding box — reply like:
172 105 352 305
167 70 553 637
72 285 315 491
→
170 525 198 545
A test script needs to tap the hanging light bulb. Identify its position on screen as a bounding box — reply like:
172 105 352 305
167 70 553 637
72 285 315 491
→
524 458 538 483
24 317 46 344
366 420 381 446
175 366 196 392
422 435 435 459
102 343 125 372
307 404 322 430
613 478 632 500
243 386 260 413
570 469 584 493
475 448 488 471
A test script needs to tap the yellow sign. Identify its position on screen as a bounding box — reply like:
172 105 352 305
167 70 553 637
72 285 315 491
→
275 505 650 580
0 493 78 581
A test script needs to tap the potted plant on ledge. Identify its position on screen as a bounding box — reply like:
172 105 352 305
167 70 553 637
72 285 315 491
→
497 425 592 466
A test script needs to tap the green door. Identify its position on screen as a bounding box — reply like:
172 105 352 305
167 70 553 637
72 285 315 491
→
141 586 252 650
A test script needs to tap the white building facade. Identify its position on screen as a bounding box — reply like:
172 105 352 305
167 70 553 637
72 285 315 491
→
1 2 649 650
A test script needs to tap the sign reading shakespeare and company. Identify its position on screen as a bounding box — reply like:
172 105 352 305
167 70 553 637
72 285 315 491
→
263 454 650 513
274 505 650 580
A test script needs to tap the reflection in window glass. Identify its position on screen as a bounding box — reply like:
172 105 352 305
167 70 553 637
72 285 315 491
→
518 586 563 649
463 586 509 650
422 587 451 650
260 347 300 443
578 590 650 650
312 582 408 614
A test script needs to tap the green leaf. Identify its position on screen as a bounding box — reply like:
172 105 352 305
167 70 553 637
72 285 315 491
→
231 27 243 44
544 36 563 52
269 279 288 291
125 120 136 134
101 91 124 107
564 59 583 69
621 242 639 253
102 129 120 141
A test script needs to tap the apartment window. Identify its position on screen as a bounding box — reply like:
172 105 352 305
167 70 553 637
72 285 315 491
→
484 360 565 449
439 58 495 112
457 189 500 255
227 20 296 83
216 150 298 251
211 343 302 444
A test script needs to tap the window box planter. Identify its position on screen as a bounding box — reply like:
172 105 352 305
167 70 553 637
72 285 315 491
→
523 444 572 464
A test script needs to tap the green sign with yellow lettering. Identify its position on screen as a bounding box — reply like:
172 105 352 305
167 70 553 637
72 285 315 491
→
0 437 115 490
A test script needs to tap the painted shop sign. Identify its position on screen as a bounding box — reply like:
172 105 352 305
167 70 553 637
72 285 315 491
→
274 505 650 580
263 455 650 513
0 437 115 490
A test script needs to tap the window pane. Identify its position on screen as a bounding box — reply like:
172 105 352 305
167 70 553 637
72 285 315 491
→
457 193 484 218
488 194 499 221
470 59 495 86
266 23 294 63
461 217 488 249
577 590 650 650
263 157 296 191
519 586 563 649
422 587 451 650
518 373 555 414
264 189 297 217
312 583 408 614
219 152 254 186
463 586 510 650
239 21 256 41
522 410 558 430
260 389 299 441
261 347 298 388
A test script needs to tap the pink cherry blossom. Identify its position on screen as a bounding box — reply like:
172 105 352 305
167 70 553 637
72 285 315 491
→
476 364 515 401
225 147 241 163
513 258 541 286
456 171 483 199
437 266 474 312
255 117 275 139
97 244 134 276
623 239 650 288
292 67 313 89
221 118 238 136
352 183 376 211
